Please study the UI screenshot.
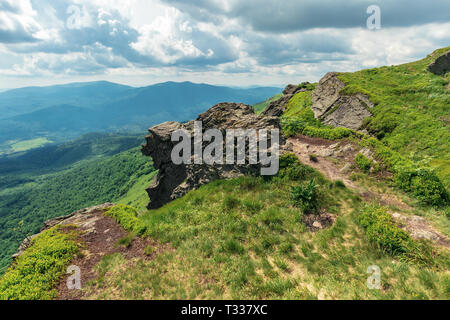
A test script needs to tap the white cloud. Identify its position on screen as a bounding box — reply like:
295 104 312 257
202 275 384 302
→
0 0 448 88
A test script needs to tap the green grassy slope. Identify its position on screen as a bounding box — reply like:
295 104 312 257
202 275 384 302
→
86 156 449 300
280 49 449 206
252 94 283 114
338 47 450 187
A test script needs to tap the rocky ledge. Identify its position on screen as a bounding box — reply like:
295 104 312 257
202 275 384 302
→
311 72 374 130
142 102 288 209
12 203 115 260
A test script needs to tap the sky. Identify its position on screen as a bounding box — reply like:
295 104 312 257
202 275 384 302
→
0 0 449 89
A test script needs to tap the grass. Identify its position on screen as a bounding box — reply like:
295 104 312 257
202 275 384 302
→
117 170 158 212
279 49 449 206
337 46 450 188
252 94 283 114
0 225 80 300
84 157 449 300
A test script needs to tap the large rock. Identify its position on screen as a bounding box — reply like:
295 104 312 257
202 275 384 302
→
261 83 310 117
142 103 284 209
311 72 374 130
428 50 450 75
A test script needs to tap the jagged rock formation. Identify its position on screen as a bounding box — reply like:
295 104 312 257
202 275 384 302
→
142 103 284 209
261 83 310 116
428 50 450 75
311 72 374 130
12 203 114 260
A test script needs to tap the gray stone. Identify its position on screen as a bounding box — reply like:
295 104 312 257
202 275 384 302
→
311 72 374 130
428 50 450 75
142 102 285 209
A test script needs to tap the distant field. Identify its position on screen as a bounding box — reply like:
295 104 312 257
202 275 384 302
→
10 138 52 153
0 138 53 156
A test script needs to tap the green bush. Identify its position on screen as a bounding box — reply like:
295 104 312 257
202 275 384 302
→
279 153 299 169
0 226 79 300
291 180 319 214
358 205 412 255
355 153 372 173
105 205 147 235
394 166 449 206
358 205 434 265
359 136 449 206
115 233 134 248
279 153 315 181
363 112 400 139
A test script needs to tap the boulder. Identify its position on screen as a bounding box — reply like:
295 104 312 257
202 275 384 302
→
311 72 374 130
142 103 284 209
427 50 450 75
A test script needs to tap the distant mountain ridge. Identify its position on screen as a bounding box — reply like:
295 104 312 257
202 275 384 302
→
0 81 282 149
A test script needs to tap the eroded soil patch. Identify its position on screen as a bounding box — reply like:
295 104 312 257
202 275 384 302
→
55 208 166 300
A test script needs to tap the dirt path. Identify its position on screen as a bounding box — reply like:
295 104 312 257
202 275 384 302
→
288 135 450 248
289 135 409 209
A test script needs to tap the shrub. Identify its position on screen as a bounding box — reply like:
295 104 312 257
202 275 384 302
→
281 118 308 138
358 205 434 265
105 205 147 235
363 113 400 139
355 153 372 173
309 154 318 162
394 166 449 206
359 137 449 206
291 180 319 214
279 153 315 181
358 205 412 255
0 226 79 300
279 153 299 169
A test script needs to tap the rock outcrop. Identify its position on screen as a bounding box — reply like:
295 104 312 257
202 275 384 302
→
12 203 115 260
261 83 310 116
427 50 450 75
311 72 374 130
142 103 284 209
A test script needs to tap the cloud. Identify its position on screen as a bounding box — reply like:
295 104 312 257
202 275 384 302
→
0 0 448 87
0 0 42 43
162 0 450 32
130 7 237 67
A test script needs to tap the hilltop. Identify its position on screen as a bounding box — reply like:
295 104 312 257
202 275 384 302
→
0 47 449 300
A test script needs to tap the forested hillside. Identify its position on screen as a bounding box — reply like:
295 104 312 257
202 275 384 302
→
0 133 155 274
